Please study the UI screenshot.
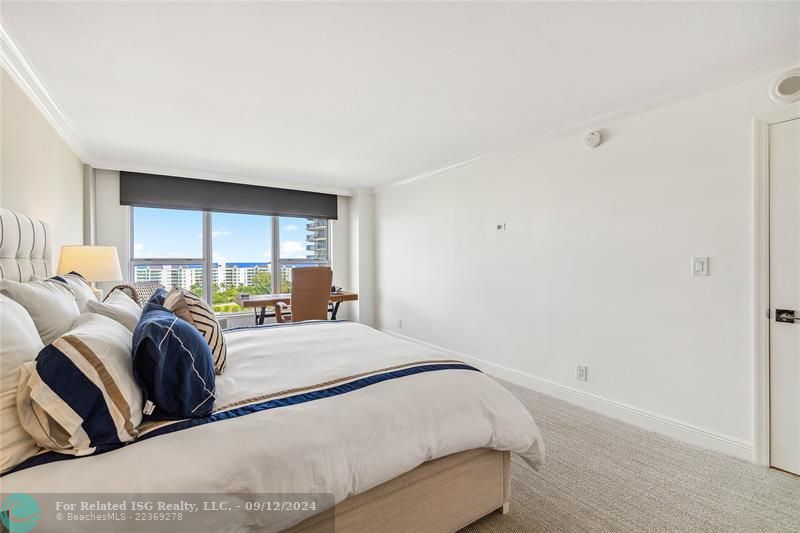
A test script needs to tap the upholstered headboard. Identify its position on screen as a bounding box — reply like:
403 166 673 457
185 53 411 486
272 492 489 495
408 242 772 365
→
0 208 53 281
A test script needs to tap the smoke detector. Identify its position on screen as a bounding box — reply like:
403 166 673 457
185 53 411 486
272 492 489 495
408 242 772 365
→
769 68 800 104
584 131 602 148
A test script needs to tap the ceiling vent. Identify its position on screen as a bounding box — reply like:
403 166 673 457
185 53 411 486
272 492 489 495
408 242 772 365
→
769 68 800 104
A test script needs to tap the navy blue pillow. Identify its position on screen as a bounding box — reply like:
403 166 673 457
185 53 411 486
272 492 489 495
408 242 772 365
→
147 287 168 306
132 301 216 420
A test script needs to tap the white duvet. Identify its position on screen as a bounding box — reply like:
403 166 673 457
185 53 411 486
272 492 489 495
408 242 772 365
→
1 321 544 531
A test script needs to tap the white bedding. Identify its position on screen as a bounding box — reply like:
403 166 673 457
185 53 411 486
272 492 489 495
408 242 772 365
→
1 321 544 531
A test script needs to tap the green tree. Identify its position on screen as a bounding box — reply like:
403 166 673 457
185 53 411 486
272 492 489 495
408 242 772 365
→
210 271 274 314
280 273 291 293
249 272 272 295
190 282 203 298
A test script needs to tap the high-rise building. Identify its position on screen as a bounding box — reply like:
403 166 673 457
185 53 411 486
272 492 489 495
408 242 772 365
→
305 219 328 261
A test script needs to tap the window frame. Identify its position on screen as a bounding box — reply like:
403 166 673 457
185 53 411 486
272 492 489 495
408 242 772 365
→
130 209 331 306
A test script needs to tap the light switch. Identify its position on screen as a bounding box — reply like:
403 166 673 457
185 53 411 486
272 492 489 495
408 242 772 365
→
692 256 709 276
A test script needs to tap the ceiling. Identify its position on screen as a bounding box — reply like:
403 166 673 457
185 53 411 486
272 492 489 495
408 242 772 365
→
3 2 799 191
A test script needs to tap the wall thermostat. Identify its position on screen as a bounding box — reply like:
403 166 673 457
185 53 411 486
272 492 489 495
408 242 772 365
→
584 131 602 148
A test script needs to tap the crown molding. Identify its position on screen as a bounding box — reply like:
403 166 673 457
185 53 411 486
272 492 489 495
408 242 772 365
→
1 16 351 197
2 10 795 196
0 17 89 162
376 39 800 194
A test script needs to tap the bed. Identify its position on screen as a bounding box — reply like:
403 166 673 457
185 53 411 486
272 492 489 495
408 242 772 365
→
0 209 545 532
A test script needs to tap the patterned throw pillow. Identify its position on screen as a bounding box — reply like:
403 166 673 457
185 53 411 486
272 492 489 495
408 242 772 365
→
132 302 216 419
164 289 227 374
147 287 168 307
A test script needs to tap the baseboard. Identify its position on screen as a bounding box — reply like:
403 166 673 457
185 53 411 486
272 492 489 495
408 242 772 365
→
381 329 754 462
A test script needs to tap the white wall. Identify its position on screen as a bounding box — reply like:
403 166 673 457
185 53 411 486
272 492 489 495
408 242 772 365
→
1 68 84 255
374 69 792 458
349 190 376 326
330 195 352 320
94 169 130 291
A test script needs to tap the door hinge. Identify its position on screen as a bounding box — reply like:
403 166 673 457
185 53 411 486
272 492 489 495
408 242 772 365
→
767 309 771 319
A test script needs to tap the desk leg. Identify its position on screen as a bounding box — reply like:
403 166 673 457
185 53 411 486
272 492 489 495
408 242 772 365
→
258 307 266 326
330 301 342 320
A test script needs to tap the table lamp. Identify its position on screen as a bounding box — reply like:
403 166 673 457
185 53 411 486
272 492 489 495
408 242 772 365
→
58 245 123 299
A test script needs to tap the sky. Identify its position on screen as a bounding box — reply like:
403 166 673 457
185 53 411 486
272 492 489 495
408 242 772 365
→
132 207 314 263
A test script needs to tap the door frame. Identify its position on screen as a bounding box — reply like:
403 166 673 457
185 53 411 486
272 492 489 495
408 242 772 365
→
753 104 800 466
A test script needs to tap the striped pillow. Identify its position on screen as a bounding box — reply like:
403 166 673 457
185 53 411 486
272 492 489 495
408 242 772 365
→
16 313 142 456
164 289 227 374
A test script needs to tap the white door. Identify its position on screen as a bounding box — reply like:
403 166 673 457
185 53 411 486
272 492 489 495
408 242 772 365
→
770 117 800 475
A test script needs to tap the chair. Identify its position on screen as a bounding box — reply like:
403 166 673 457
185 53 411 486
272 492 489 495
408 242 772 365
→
275 267 333 323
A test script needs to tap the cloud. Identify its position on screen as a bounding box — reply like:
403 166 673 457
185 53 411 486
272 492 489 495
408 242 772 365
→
198 231 231 240
282 224 299 232
134 242 190 260
134 243 156 258
280 240 306 258
213 253 227 264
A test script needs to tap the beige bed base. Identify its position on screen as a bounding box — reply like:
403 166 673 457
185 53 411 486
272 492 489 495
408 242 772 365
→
286 448 510 533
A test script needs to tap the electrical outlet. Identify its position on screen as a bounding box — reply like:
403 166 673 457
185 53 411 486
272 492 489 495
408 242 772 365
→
397 319 403 330
576 365 588 381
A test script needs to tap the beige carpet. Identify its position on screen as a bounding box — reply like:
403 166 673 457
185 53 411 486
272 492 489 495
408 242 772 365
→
462 380 800 533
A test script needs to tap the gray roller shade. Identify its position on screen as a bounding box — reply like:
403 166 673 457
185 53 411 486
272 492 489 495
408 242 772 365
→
120 172 338 219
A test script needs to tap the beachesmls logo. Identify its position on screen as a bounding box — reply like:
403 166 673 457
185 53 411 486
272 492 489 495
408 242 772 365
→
0 493 40 533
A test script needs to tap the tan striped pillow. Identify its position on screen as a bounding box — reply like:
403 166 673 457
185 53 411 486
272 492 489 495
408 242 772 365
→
164 289 227 374
16 313 142 457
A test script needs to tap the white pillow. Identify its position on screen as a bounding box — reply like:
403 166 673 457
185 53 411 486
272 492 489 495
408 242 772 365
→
60 272 98 311
86 289 142 332
0 295 44 473
0 278 80 345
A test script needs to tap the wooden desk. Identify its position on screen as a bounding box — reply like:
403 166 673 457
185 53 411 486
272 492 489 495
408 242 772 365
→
235 292 358 325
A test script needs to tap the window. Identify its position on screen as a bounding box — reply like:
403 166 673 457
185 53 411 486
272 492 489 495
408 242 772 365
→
210 212 272 313
131 209 330 314
131 208 203 259
131 207 205 295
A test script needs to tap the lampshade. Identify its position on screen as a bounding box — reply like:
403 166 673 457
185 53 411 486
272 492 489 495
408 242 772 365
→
58 246 123 282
